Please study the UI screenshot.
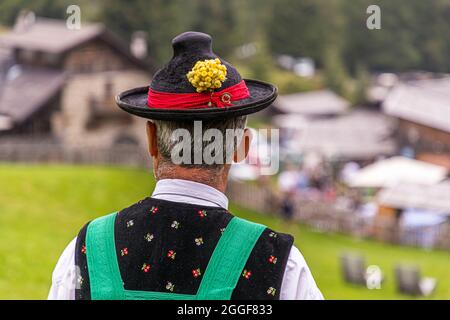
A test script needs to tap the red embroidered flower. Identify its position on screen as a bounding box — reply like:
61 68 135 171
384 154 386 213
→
167 250 176 260
81 245 86 254
268 255 277 264
192 268 202 278
198 210 207 218
242 269 252 279
150 206 158 215
121 248 129 256
141 263 151 273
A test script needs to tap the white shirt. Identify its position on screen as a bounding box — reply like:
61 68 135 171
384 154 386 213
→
48 179 324 300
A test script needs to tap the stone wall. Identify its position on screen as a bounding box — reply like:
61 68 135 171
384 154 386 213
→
52 69 150 149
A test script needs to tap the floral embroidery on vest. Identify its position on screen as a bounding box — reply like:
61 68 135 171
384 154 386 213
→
192 268 202 278
198 210 207 218
75 198 294 300
141 263 151 273
242 269 252 279
78 275 84 286
166 281 175 291
195 237 204 246
149 206 158 215
144 233 154 242
268 255 277 264
167 250 176 260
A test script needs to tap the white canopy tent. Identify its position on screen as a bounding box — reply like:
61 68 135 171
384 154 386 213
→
377 181 450 214
348 156 448 188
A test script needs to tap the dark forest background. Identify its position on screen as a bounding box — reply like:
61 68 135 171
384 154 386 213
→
1 0 450 99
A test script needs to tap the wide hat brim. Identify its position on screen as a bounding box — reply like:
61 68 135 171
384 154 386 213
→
115 79 277 121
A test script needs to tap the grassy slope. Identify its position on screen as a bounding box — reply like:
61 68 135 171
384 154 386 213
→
0 164 449 299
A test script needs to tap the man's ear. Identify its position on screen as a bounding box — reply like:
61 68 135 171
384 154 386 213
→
233 128 252 163
146 121 158 158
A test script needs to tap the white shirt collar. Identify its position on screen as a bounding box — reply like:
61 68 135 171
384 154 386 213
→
151 179 229 209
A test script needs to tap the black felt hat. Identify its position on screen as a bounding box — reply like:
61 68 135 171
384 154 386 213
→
115 31 277 121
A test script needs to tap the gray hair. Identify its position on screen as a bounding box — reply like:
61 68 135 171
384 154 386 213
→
153 116 247 170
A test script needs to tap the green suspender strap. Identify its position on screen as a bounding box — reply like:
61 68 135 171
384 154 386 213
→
86 212 266 300
196 216 265 300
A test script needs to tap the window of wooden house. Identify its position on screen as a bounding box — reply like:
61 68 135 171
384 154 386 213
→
104 79 113 99
43 52 60 66
19 49 35 63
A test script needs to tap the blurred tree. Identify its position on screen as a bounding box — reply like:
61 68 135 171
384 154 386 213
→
323 46 350 97
267 0 344 66
98 0 250 65
1 0 450 75
352 63 370 105
0 0 98 25
342 0 422 73
246 42 273 81
98 0 190 65
189 0 239 57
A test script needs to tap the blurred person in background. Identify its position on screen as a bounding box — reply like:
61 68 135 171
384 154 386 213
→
280 191 296 229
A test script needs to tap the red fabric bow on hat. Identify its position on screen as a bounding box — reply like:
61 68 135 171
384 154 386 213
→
147 80 250 109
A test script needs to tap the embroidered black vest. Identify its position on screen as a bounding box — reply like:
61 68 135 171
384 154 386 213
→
75 197 293 300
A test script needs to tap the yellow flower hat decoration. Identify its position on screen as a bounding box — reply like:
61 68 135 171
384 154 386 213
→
187 58 227 93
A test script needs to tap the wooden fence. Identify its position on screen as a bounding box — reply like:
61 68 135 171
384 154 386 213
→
0 140 150 167
227 181 450 251
2 141 449 250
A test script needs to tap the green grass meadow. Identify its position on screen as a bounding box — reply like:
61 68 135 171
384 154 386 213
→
0 164 449 299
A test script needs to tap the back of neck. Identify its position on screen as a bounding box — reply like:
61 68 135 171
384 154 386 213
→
157 166 228 193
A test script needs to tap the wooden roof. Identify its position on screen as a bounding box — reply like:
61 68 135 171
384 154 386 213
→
274 90 350 116
382 77 450 133
279 110 396 160
0 17 155 72
0 18 104 54
0 66 65 125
